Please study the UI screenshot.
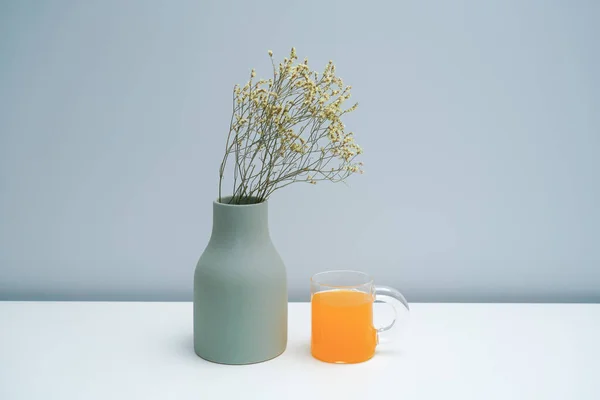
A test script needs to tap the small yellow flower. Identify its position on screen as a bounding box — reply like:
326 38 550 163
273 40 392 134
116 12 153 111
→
268 50 273 57
251 69 256 78
290 143 305 153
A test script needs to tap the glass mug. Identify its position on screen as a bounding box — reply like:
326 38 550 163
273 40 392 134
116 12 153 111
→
311 270 409 363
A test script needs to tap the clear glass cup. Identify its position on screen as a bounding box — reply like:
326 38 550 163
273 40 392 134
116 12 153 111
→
310 270 409 363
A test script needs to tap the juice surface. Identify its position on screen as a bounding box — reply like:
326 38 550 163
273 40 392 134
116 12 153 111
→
311 289 377 363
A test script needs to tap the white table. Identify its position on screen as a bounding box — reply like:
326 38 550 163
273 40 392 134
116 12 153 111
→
1 302 599 399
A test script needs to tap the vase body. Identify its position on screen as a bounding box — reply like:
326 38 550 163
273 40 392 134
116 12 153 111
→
194 198 287 364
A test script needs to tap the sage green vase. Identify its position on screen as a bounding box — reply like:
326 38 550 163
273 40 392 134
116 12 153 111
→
193 197 288 364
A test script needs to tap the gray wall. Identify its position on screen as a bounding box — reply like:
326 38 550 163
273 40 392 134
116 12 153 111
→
1 0 599 302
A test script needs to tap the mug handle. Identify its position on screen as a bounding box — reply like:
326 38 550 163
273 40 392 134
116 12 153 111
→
374 285 410 340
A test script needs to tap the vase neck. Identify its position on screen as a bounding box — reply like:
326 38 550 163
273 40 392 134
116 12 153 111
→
210 200 270 241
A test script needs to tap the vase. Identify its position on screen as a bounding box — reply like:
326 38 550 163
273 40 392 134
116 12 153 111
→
193 196 288 364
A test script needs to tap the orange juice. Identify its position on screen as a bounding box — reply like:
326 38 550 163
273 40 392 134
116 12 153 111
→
311 289 377 363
